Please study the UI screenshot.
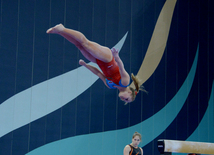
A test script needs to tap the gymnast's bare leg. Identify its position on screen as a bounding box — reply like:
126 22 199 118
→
46 24 112 63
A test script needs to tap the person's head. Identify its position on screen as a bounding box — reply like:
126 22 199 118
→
118 88 133 103
131 132 142 147
123 73 147 105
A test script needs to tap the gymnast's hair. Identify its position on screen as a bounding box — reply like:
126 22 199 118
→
125 73 147 105
132 131 142 141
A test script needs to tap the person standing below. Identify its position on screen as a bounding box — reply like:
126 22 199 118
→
123 132 143 155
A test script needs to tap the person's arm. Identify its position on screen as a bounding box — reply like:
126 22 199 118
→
140 148 143 155
111 48 130 86
123 145 131 155
79 59 110 88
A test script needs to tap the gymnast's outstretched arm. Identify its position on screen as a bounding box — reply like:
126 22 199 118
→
79 59 110 88
111 48 130 86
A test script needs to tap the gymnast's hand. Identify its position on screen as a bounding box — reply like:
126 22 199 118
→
111 47 119 58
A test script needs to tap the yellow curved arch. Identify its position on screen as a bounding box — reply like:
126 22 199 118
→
130 0 177 87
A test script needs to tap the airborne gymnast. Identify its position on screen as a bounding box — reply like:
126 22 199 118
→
47 24 145 104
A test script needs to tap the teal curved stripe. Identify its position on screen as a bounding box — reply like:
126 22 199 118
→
26 46 199 155
0 32 128 138
172 81 214 155
187 81 214 142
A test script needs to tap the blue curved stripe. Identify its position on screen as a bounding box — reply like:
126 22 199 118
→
26 46 199 155
0 32 128 138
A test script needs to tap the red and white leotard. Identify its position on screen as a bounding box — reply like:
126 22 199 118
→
96 57 130 89
96 57 121 84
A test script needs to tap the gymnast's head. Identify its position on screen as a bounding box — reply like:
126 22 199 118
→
132 131 142 141
119 73 147 105
131 131 142 147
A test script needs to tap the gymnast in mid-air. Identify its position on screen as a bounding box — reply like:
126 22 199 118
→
47 24 145 104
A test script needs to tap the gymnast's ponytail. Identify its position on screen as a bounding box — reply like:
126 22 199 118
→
124 73 147 105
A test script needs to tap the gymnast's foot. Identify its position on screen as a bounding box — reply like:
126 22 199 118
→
46 24 65 34
79 59 86 66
